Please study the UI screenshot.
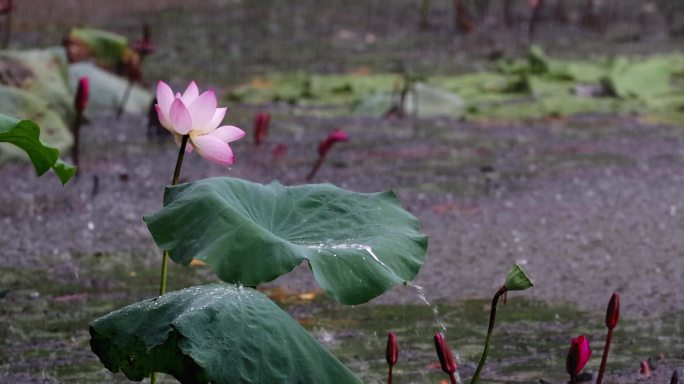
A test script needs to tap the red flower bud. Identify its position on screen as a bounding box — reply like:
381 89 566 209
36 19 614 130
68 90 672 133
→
131 24 155 57
605 292 620 330
640 360 652 378
566 335 591 378
386 333 398 367
253 111 271 146
318 128 349 157
74 77 89 112
272 143 287 159
0 0 13 15
434 333 457 375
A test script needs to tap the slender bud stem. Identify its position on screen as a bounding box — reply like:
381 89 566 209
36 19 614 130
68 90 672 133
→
596 328 613 384
387 366 392 384
306 155 325 181
71 110 82 171
471 286 507 384
151 134 189 384
116 80 133 119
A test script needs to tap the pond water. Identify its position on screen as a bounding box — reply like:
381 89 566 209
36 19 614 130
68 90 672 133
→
1 255 682 383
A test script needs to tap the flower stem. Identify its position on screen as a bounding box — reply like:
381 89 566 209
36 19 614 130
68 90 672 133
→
151 134 188 384
470 286 507 384
158 134 189 296
306 154 325 181
595 328 613 384
449 372 457 384
387 366 392 384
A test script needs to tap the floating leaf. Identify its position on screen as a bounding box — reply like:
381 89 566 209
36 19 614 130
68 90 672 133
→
0 113 75 184
607 57 670 99
90 284 361 384
144 177 427 305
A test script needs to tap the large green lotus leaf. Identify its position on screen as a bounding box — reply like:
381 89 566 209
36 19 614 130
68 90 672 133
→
90 284 361 384
0 113 75 184
144 177 427 305
69 62 153 115
0 47 74 124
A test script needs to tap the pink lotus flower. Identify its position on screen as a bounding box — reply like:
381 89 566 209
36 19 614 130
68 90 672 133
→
566 335 591 378
155 81 245 165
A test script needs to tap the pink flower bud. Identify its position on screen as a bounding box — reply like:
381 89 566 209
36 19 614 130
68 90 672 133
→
566 335 591 378
640 360 652 378
0 0 13 15
132 24 155 56
434 333 457 375
272 143 287 159
605 292 620 330
74 77 89 112
253 111 271 146
386 333 398 367
318 128 349 157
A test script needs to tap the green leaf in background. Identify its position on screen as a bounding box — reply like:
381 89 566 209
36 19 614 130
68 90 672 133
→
90 284 361 384
607 56 671 99
69 62 153 115
0 113 75 184
69 27 129 69
144 177 427 305
0 48 75 125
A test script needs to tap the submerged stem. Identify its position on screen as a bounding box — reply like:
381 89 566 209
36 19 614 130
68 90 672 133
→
152 134 189 384
470 286 507 384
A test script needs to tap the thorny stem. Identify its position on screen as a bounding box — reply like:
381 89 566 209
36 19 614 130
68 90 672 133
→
595 328 613 384
470 286 508 384
151 134 188 384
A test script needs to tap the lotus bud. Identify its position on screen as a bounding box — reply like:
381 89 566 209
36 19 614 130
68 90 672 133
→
434 332 457 375
566 335 591 378
503 264 533 291
318 128 349 157
272 143 288 159
386 333 398 367
605 292 620 330
640 360 651 378
253 111 271 146
132 24 155 57
74 77 89 112
0 0 12 15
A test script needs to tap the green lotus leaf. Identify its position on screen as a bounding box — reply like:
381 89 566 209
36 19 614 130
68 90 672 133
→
0 113 75 184
90 284 361 384
144 177 427 305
